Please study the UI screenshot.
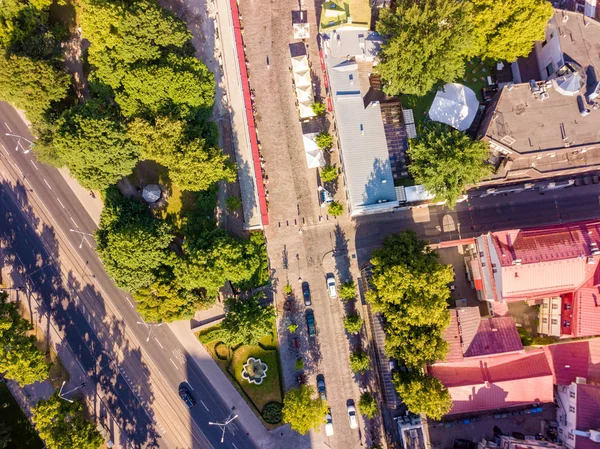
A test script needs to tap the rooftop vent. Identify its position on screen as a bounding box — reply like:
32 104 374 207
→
512 259 522 265
360 123 364 135
588 257 595 264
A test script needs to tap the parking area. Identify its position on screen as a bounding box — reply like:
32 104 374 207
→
427 403 556 449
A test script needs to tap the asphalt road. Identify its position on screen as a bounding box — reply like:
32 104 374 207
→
0 102 258 449
354 182 600 266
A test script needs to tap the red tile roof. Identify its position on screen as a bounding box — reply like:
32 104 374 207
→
543 339 600 385
441 309 523 362
573 287 600 337
429 350 554 415
575 384 600 449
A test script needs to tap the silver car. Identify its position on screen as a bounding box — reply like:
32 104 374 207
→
347 404 358 429
326 274 337 298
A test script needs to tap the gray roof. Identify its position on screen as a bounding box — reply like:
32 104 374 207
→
328 58 397 214
322 29 382 60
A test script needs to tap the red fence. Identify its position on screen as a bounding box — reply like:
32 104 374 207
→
229 0 269 226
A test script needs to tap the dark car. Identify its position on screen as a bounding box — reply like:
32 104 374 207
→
454 439 477 449
179 387 196 408
306 310 316 337
316 374 326 400
302 282 312 306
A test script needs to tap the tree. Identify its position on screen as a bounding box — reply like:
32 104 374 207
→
52 101 140 191
408 122 490 207
311 102 326 116
134 276 211 323
344 314 363 335
0 292 50 386
96 188 174 292
226 195 241 212
328 201 343 217
288 323 298 333
349 350 371 374
367 231 452 367
0 421 10 449
31 393 103 449
315 132 333 150
320 165 338 183
0 54 70 122
218 295 275 347
471 0 553 62
393 371 452 420
295 358 304 371
282 385 328 435
338 280 356 301
376 0 474 96
358 392 378 419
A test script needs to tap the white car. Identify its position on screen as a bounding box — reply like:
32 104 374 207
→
326 275 337 298
325 412 334 436
347 404 358 429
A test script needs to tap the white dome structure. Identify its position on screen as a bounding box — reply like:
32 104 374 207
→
553 71 586 96
428 83 480 131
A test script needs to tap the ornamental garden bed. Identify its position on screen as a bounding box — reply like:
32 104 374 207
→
197 326 284 429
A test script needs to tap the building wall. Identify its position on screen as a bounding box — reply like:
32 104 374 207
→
538 297 562 336
535 16 564 80
556 383 578 449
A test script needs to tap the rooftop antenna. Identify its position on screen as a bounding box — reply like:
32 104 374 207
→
209 413 239 443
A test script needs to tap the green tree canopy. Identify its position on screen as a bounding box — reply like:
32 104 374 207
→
282 386 328 435
376 0 474 96
367 231 451 367
51 101 140 191
393 371 452 420
0 293 50 386
315 132 333 150
338 280 356 301
0 54 70 122
320 165 338 183
327 201 344 217
218 295 275 347
358 392 378 419
31 393 103 449
96 188 174 292
408 122 490 207
344 314 363 335
350 350 371 374
471 0 553 62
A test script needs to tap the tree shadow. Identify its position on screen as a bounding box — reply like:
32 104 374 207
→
0 180 161 448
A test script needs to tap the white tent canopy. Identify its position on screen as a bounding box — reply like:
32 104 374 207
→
303 133 325 168
291 53 316 118
428 83 479 131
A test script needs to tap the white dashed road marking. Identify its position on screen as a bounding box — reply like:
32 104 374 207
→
30 160 39 170
56 197 65 209
70 216 78 228
43 178 52 189
170 358 179 370
200 400 209 411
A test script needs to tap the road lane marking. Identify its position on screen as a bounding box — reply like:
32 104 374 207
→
70 216 78 228
155 338 164 349
10 161 23 176
83 236 92 248
186 380 194 390
232 443 238 449
30 160 39 170
170 358 179 370
200 400 209 411
125 297 134 308
56 197 65 209
24 178 33 190
43 178 52 189
0 143 7 155
4 122 12 132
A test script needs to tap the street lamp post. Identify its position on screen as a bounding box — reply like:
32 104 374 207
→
136 320 163 342
58 381 87 403
69 229 94 249
208 413 239 443
5 133 34 154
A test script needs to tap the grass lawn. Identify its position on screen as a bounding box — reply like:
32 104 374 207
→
401 58 492 127
197 328 284 429
0 382 43 449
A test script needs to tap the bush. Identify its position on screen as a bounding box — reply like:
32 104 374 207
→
214 342 230 360
283 283 293 295
262 402 283 424
315 132 333 150
288 323 298 333
311 102 326 116
350 350 371 374
295 358 304 371
344 314 363 334
328 201 344 217
226 195 241 212
517 327 533 346
358 392 378 419
320 165 338 183
339 281 356 301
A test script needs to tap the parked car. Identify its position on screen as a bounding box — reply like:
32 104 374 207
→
316 374 326 401
454 439 477 449
179 387 196 408
302 281 312 306
305 310 316 337
347 404 358 429
320 188 334 206
325 411 334 436
326 274 337 298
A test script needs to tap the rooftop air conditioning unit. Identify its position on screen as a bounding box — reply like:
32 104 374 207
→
588 257 595 264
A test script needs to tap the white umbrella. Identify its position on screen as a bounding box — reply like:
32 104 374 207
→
299 101 316 118
305 149 325 168
428 83 479 131
303 133 320 152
